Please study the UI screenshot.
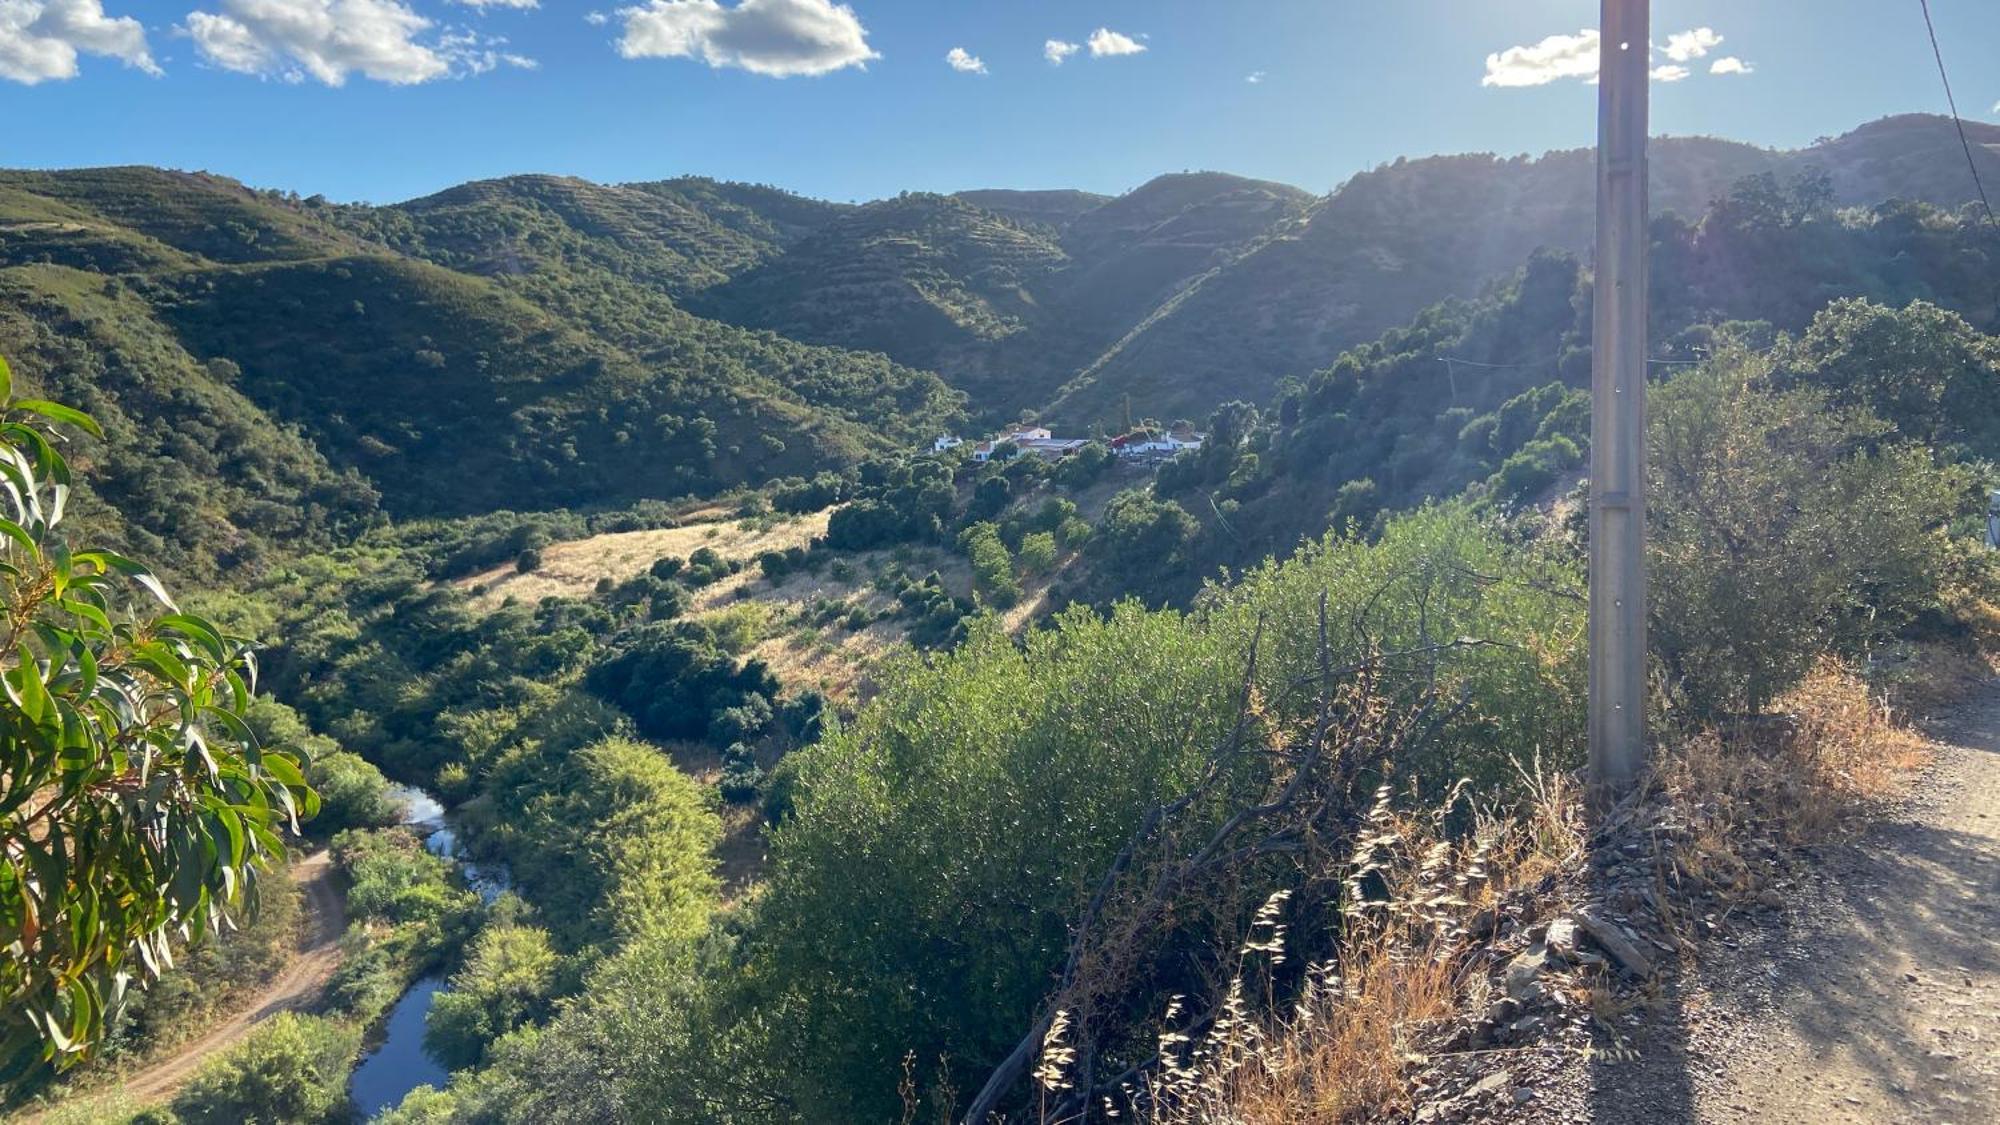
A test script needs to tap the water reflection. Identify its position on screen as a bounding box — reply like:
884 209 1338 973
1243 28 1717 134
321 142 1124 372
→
347 976 449 1119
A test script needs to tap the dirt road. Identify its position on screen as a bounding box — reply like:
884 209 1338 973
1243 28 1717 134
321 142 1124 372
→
12 850 349 1122
123 849 348 1107
1705 693 2000 1124
1537 687 2000 1124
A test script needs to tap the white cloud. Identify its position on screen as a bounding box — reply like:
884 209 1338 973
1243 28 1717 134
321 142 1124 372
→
0 0 159 84
615 0 877 77
1245 70 1264 85
1042 37 1076 65
1482 28 1598 88
437 26 533 73
1086 26 1143 58
944 45 983 74
1662 27 1721 63
1486 26 1743 88
584 9 607 25
455 0 537 8
183 0 531 85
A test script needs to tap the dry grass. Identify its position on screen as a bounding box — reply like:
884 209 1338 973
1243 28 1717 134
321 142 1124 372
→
1032 777 1585 1125
1661 657 1929 877
1877 640 1998 721
452 509 833 610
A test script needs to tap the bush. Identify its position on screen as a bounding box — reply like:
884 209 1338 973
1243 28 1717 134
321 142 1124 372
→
1648 355 1972 716
957 522 1021 608
499 737 722 945
515 548 542 573
586 623 779 742
1086 489 1200 606
424 924 560 1071
752 506 1580 1118
708 694 774 745
1017 530 1058 575
720 737 767 805
172 1013 360 1125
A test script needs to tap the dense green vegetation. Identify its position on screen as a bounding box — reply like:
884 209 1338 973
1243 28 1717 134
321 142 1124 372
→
1111 179 2000 607
1049 114 2000 424
0 168 961 573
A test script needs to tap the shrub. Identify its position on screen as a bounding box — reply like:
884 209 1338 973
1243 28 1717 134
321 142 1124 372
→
172 1013 360 1125
957 522 1021 608
424 924 560 1071
1648 355 1971 716
515 547 542 573
719 757 765 805
1017 531 1058 575
751 506 1579 1118
501 738 722 945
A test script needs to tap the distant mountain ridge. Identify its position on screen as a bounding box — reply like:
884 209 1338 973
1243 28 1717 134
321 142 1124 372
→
2 112 1993 572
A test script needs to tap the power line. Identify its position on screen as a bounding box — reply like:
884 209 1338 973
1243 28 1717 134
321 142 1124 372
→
1917 0 1997 228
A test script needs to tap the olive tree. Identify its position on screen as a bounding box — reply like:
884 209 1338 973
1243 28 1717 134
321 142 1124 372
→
0 356 316 1070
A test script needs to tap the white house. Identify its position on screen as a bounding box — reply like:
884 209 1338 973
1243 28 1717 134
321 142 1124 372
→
933 435 964 453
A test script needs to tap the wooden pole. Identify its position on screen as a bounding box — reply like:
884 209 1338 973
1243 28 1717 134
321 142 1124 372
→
1588 0 1650 798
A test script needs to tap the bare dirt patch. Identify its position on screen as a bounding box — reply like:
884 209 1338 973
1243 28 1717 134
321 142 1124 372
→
453 510 833 610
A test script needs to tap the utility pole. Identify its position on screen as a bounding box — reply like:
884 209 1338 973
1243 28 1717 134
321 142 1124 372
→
1589 0 1649 798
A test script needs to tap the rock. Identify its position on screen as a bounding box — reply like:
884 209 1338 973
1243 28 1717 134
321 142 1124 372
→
1471 1070 1514 1098
1546 916 1581 960
1574 905 1656 977
1512 1086 1537 1104
1505 948 1549 1002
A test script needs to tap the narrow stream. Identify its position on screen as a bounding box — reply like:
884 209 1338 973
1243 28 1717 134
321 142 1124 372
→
347 785 515 1119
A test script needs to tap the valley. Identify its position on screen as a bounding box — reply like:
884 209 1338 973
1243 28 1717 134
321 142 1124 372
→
2 108 1998 1124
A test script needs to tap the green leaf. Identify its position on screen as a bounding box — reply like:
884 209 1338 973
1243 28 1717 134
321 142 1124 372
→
73 551 176 611
10 399 102 439
158 614 227 663
0 354 12 404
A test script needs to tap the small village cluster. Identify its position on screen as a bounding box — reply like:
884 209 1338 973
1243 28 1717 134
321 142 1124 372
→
932 424 1205 463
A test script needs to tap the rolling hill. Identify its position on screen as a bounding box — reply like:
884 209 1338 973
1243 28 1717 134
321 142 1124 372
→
0 167 961 574
1046 115 2000 425
2 112 1992 578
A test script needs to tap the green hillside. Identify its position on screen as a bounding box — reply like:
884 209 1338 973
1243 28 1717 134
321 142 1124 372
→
1048 116 2000 426
1135 179 2000 606
0 168 960 571
331 174 848 299
952 187 1112 231
685 192 1071 396
693 173 1315 414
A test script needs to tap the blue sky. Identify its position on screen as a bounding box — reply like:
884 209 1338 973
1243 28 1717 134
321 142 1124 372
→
4 1 1997 204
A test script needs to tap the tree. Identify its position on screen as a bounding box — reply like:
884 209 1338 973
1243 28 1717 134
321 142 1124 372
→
1087 490 1200 604
958 522 1021 608
1778 298 2000 458
1017 531 1058 576
0 358 316 1069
